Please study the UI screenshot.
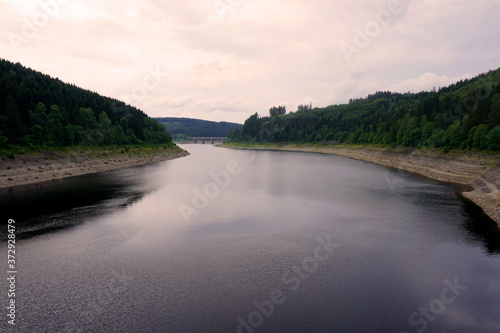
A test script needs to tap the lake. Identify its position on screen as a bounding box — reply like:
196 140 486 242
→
1 144 500 332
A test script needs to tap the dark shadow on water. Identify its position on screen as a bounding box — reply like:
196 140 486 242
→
456 190 500 255
0 168 150 241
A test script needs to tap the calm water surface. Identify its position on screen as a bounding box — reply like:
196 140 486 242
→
1 145 500 332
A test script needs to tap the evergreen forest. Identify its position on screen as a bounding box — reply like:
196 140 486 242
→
0 59 172 149
156 117 241 139
229 68 500 151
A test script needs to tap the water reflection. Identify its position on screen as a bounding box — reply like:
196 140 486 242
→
2 145 500 332
1 146 499 254
0 164 159 240
458 194 500 254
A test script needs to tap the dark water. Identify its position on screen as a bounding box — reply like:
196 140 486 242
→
1 145 500 332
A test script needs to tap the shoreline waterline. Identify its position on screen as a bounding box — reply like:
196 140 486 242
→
0 145 190 190
221 143 500 226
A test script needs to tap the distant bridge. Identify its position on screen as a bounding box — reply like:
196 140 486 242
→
187 137 228 144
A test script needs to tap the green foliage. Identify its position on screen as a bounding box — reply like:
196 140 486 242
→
486 126 500 150
0 59 172 148
269 105 286 117
297 102 313 112
471 124 489 149
156 117 241 137
0 130 8 147
489 94 500 127
230 68 500 151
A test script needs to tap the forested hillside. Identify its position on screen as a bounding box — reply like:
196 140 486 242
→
156 117 241 139
230 69 500 151
0 59 172 148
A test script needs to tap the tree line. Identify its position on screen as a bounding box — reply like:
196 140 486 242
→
229 69 500 151
0 59 172 149
156 117 242 138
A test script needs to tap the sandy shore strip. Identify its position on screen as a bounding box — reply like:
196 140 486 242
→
223 144 500 226
0 145 189 189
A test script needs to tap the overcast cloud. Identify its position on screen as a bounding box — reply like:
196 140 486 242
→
1 0 499 123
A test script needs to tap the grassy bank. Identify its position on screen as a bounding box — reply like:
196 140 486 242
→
221 142 500 226
0 143 189 189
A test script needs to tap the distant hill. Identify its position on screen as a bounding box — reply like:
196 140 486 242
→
155 117 242 139
0 59 172 148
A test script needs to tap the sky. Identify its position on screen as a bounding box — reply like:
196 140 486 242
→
1 0 499 124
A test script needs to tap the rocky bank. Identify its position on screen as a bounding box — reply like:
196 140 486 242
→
0 146 189 189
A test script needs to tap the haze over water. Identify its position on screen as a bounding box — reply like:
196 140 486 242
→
1 145 500 332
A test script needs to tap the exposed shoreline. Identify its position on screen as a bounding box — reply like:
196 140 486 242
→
222 143 500 226
0 145 189 189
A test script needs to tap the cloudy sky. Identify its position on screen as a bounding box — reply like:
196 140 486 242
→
1 0 499 123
